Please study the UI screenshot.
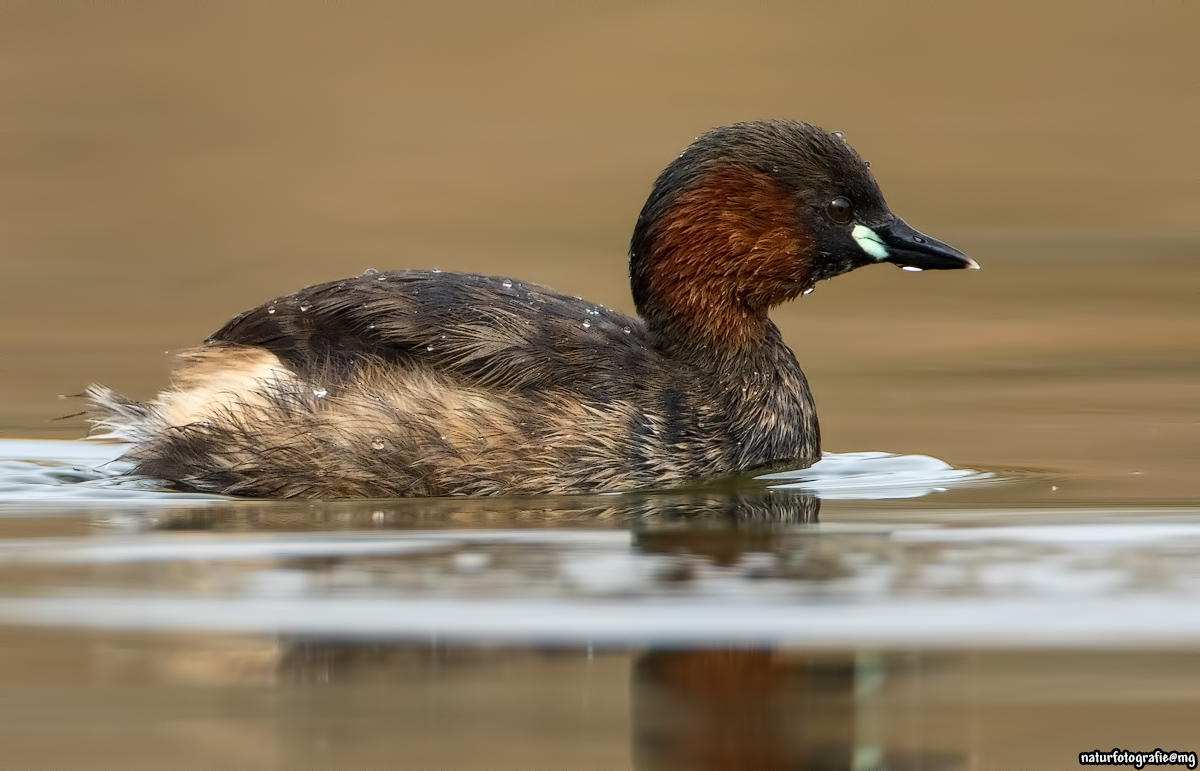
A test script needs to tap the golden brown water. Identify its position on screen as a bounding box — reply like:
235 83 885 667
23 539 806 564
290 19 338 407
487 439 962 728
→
0 3 1198 769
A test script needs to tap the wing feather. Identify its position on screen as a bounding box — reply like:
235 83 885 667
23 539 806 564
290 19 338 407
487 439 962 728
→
207 270 656 394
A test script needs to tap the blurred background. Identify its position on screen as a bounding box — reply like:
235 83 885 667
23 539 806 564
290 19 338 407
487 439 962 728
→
1 6 1200 769
1 2 1197 496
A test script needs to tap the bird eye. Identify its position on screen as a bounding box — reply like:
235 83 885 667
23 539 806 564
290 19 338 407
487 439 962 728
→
827 196 854 224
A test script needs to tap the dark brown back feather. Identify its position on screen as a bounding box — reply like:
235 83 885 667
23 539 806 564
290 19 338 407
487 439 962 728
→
209 270 661 395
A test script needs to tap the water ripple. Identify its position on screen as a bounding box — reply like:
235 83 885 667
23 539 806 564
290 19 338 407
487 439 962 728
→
760 451 992 498
0 440 991 503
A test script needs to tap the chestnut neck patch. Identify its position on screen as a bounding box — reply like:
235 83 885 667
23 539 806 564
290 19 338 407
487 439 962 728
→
634 166 813 352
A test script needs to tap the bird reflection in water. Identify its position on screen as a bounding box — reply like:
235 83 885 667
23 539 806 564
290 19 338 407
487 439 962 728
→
629 498 956 771
631 648 966 771
634 648 853 769
143 483 822 532
127 488 973 768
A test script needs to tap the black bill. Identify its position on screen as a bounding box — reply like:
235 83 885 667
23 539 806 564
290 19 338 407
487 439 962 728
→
877 217 979 271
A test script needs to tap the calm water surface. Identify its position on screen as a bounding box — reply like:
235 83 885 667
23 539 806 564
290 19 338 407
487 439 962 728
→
2 4 1199 769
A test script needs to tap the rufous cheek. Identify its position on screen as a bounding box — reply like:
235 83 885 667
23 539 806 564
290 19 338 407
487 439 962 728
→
644 167 813 348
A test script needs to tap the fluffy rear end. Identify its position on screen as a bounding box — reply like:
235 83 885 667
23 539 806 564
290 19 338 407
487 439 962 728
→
88 346 321 495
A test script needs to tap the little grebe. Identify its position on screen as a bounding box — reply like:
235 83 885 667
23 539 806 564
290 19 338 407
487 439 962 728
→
88 120 977 498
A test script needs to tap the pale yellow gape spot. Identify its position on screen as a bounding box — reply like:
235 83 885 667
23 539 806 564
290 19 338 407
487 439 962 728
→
851 224 889 260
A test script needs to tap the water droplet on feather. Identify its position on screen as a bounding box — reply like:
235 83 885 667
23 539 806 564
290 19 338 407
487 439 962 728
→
501 279 513 288
362 268 379 276
299 302 312 312
312 388 327 398
901 266 923 272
